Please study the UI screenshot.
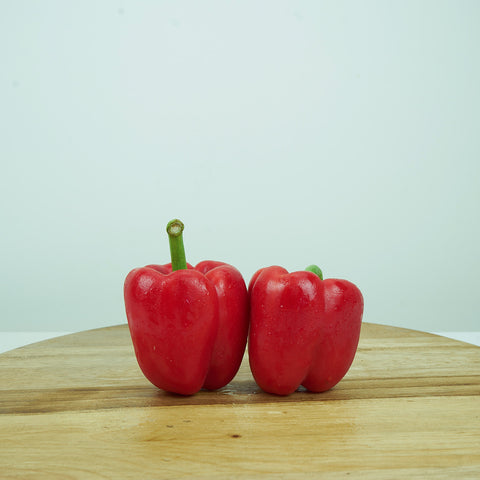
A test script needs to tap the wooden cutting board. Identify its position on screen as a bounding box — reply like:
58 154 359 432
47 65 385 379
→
1 322 479 479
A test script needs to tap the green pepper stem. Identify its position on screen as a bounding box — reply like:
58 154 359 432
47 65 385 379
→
166 219 187 271
305 264 323 280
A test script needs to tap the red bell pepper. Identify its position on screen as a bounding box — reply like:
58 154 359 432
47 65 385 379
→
124 219 249 395
248 265 363 395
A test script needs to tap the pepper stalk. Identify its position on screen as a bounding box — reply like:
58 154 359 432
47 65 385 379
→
166 219 187 271
305 264 323 280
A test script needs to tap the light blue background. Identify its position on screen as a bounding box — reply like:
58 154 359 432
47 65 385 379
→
2 1 479 332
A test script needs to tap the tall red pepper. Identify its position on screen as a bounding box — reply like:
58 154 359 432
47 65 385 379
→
124 219 249 395
248 265 363 395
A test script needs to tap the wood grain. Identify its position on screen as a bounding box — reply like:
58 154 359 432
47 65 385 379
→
1 322 479 479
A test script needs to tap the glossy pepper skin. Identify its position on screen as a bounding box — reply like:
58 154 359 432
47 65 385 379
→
248 266 363 395
124 220 249 395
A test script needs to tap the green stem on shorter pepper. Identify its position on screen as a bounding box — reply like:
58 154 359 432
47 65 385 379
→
166 219 187 271
305 265 323 280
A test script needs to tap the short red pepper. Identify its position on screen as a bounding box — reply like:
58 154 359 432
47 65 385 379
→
124 219 249 395
248 265 363 395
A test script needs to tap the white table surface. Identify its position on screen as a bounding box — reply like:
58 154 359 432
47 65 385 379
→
1 330 479 354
